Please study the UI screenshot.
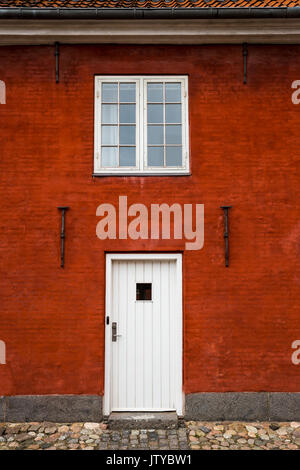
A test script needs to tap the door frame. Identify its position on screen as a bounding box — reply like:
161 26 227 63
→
104 253 183 416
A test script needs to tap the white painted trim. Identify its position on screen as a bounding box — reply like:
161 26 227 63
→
2 19 300 45
104 253 183 416
104 254 112 417
110 408 177 412
94 76 141 173
142 76 189 173
94 76 189 175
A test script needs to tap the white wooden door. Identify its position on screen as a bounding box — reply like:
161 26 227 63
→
105 254 182 414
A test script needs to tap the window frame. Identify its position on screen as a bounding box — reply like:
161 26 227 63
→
94 75 190 176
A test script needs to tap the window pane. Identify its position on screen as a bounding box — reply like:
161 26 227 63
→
148 147 164 167
102 147 118 167
120 104 136 123
165 83 181 102
148 125 164 145
166 125 182 145
120 83 136 103
120 147 136 167
102 126 118 145
102 104 118 124
136 283 152 301
166 104 181 123
166 147 182 166
147 104 163 123
120 125 135 145
147 83 163 102
102 83 118 102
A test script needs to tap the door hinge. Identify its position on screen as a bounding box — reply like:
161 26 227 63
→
106 316 109 325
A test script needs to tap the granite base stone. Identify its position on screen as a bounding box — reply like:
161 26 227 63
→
185 392 300 421
0 397 5 421
269 393 300 421
2 395 102 423
1 393 300 422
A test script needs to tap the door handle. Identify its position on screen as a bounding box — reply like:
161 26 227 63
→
112 322 122 342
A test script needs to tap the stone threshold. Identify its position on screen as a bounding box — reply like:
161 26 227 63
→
107 412 179 430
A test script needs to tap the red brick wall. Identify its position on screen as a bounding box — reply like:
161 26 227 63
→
0 44 299 396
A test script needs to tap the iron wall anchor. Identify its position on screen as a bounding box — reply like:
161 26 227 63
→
220 206 232 267
58 206 69 268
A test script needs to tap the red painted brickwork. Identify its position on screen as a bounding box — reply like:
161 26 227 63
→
0 44 300 396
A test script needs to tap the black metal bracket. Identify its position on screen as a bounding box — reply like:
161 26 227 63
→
243 43 248 85
55 42 60 83
220 206 232 267
58 206 69 268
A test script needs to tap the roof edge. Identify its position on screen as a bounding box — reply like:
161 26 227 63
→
1 7 300 20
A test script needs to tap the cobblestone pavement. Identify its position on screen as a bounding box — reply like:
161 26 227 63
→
0 421 299 450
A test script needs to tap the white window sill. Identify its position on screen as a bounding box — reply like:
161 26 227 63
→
92 171 191 177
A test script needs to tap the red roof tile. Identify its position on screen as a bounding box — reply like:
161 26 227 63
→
0 0 299 8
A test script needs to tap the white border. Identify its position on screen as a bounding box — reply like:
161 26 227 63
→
94 76 189 176
104 253 183 416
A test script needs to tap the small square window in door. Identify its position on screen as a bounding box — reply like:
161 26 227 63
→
136 283 152 301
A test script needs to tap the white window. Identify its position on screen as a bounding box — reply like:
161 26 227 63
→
94 76 189 175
